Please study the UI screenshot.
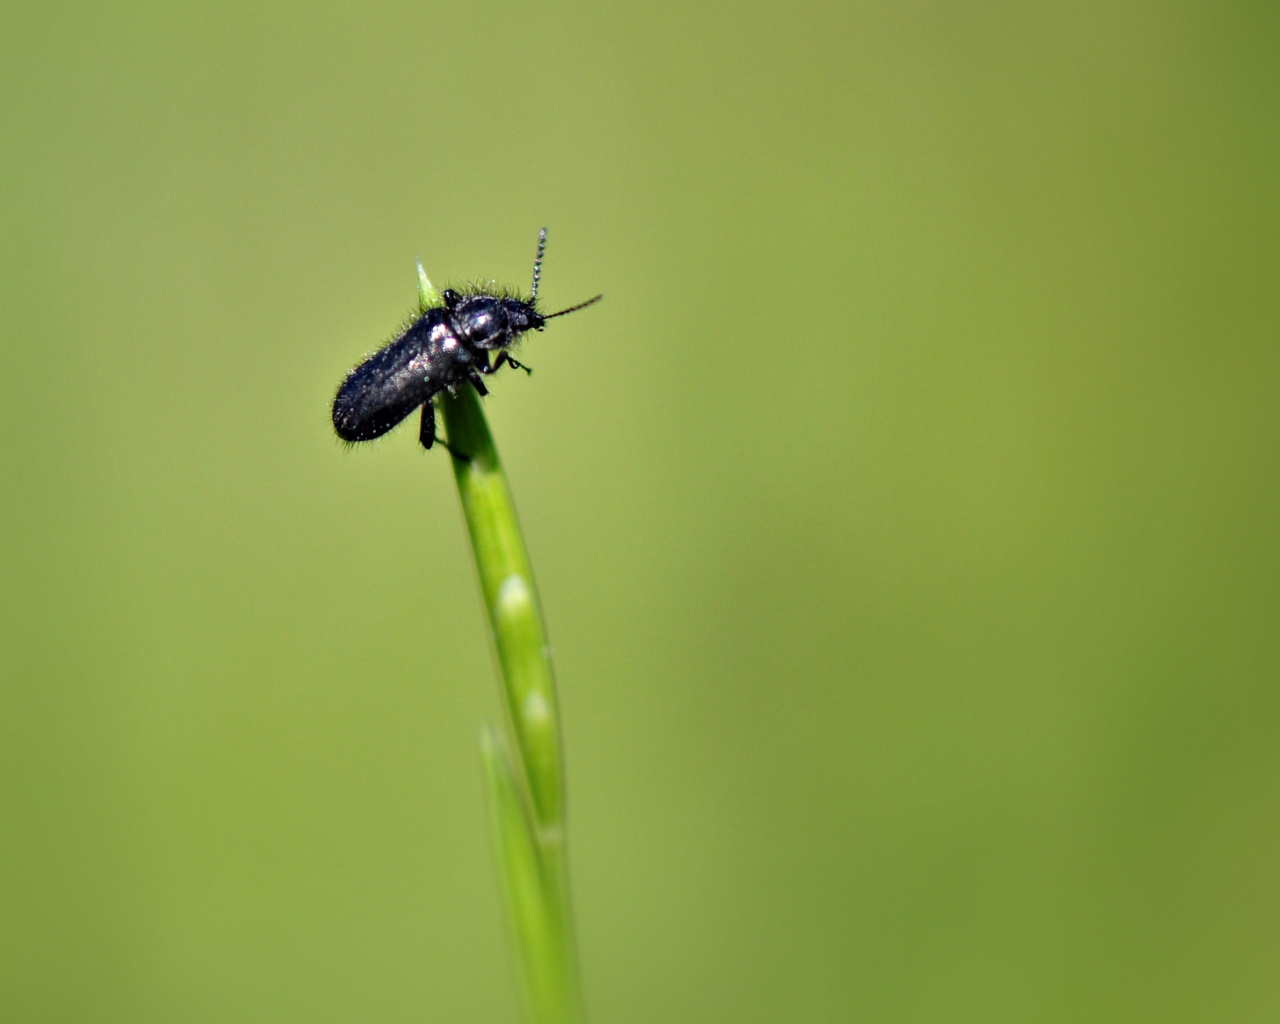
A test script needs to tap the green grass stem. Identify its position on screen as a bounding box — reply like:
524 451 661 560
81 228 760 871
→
418 264 582 1024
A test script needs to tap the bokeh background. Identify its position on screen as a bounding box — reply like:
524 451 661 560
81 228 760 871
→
3 1 1278 1021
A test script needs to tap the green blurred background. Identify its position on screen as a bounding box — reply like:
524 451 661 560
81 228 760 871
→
3 1 1277 1020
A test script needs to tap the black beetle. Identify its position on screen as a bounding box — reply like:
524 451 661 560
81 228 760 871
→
333 228 601 451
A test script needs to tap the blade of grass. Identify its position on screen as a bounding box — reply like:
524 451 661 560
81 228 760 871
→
438 385 567 835
481 727 578 1024
421 263 582 1024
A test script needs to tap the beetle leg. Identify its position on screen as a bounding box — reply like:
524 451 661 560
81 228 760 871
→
419 401 470 460
418 402 437 449
469 371 489 396
493 351 533 375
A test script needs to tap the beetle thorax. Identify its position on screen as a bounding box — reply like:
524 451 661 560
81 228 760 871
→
449 294 542 350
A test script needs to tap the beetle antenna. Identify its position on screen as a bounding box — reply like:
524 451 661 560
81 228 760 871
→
530 227 548 302
543 294 604 319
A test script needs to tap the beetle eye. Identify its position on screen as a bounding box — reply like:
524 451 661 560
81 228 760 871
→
442 288 460 308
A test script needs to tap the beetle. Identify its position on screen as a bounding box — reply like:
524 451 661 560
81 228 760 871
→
332 228 601 452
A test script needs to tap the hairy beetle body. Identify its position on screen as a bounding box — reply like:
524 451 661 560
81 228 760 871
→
331 230 600 452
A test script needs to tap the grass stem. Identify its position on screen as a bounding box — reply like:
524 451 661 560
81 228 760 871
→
419 264 582 1024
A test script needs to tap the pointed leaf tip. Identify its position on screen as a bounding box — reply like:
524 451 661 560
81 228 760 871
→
417 259 442 311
